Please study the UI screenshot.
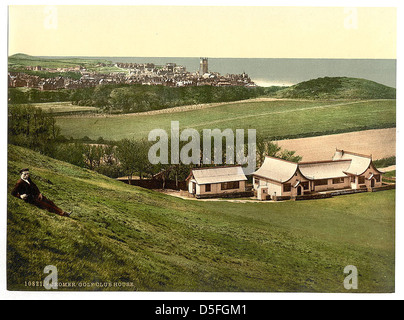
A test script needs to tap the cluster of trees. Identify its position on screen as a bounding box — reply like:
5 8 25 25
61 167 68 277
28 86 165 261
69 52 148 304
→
54 142 124 178
9 84 284 113
70 84 278 114
8 105 61 155
8 105 121 176
8 88 71 104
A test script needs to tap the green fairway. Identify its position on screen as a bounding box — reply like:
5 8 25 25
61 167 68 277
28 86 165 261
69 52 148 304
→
55 99 396 141
7 144 395 292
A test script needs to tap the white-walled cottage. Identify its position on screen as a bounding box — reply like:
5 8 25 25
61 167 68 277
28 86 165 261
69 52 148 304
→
186 166 248 199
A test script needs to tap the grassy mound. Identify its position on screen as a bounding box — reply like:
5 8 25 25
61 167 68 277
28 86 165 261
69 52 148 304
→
274 77 396 99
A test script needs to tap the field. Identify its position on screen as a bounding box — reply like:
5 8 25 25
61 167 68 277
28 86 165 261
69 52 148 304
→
276 127 396 161
7 145 395 292
55 99 396 141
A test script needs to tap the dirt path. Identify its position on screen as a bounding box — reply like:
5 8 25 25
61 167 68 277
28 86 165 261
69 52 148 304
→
276 128 396 161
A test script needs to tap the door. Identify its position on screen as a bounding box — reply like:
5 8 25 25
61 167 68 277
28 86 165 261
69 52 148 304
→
371 179 375 188
297 186 302 196
260 187 268 200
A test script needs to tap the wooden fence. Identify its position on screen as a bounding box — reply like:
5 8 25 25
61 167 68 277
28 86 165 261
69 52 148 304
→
118 178 187 191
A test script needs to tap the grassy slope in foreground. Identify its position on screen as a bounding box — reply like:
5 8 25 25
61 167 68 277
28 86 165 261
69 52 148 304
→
273 77 396 100
7 145 395 292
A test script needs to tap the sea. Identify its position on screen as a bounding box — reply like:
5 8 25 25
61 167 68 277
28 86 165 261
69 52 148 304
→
103 57 397 88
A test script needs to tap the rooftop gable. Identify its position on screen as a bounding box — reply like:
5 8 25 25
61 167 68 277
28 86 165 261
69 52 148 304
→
333 149 373 176
298 159 352 180
190 166 247 185
253 156 299 183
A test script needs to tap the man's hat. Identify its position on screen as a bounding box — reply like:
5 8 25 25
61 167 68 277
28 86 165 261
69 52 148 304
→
19 168 29 174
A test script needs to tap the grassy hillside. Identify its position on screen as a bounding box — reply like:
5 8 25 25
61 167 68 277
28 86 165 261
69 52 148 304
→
273 77 396 100
7 145 395 292
56 99 396 141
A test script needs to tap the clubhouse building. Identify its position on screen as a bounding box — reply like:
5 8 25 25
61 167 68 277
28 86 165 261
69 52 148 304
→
253 149 384 200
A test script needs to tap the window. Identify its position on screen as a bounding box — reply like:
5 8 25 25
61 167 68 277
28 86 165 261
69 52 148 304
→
351 176 356 183
221 181 240 190
205 184 211 192
375 174 381 182
283 183 291 192
333 178 345 184
358 176 365 184
302 182 310 190
314 179 328 186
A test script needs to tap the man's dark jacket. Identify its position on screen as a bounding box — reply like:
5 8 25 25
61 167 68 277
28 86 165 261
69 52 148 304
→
11 178 41 203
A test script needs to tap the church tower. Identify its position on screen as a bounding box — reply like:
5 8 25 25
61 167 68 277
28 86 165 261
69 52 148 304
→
199 57 208 75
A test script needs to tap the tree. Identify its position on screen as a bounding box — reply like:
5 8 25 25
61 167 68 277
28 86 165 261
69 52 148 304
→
8 104 61 155
54 142 86 167
116 138 153 181
278 149 302 163
255 133 302 165
256 133 281 167
83 144 104 170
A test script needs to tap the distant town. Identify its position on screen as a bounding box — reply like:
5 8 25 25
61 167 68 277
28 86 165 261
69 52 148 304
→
8 57 256 90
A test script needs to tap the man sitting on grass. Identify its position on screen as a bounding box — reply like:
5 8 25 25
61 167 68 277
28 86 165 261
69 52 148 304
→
11 168 71 217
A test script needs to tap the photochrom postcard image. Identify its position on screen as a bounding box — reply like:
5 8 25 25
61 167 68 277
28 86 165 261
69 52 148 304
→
4 1 398 296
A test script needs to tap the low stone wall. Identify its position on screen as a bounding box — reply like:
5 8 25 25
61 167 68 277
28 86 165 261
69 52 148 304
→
196 191 254 199
294 193 333 201
263 183 395 202
330 189 368 196
119 178 187 191
271 195 292 201
369 184 396 192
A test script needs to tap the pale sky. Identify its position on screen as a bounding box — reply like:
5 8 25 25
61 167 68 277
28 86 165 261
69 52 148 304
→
8 5 396 59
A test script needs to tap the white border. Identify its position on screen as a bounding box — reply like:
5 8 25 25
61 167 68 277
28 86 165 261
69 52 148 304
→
1 0 402 301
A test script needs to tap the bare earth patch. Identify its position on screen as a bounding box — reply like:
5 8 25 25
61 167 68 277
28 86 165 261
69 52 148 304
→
276 128 396 161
